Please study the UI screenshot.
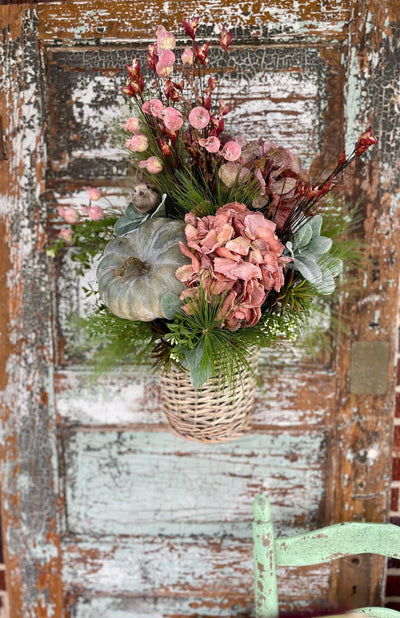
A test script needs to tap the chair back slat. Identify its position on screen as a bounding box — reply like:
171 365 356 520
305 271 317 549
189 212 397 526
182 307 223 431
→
252 494 400 618
274 522 400 566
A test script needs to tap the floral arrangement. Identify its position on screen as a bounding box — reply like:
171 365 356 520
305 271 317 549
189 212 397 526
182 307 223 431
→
55 17 377 389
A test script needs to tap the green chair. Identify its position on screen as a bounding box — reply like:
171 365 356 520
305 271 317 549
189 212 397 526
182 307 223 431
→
253 494 400 618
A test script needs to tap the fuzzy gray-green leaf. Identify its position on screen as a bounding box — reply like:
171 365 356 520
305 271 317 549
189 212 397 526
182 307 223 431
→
294 255 323 284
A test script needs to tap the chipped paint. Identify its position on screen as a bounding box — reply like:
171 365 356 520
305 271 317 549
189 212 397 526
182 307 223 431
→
63 430 327 537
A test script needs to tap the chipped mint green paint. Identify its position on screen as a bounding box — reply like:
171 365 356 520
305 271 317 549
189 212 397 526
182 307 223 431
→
64 431 326 537
253 495 400 618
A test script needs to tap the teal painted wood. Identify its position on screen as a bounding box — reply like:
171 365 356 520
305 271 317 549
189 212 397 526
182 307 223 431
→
253 495 279 618
358 609 400 618
253 494 400 618
275 523 400 566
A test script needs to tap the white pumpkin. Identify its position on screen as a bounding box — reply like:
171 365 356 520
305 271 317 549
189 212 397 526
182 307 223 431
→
97 217 189 321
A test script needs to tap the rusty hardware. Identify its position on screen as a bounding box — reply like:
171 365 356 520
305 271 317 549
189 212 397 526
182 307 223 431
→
0 116 7 160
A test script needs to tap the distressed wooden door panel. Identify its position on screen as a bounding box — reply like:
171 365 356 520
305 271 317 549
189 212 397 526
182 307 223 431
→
1 2 399 617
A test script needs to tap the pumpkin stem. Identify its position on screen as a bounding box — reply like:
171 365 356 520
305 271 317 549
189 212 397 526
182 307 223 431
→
114 256 150 281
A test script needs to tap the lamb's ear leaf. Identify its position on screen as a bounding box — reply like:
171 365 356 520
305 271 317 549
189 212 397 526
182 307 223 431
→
310 214 323 237
306 235 332 260
293 255 322 284
293 222 313 250
114 203 145 236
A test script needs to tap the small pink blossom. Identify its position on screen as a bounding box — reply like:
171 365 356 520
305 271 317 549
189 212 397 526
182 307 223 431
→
156 49 175 78
181 46 194 66
142 98 164 118
188 106 210 130
88 205 104 221
88 188 101 201
139 156 163 174
162 107 183 133
221 140 241 161
198 136 220 153
120 117 141 133
156 25 176 51
59 228 73 244
125 133 149 152
63 208 80 224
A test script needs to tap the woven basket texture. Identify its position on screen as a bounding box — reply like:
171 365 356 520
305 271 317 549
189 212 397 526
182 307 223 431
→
161 358 258 443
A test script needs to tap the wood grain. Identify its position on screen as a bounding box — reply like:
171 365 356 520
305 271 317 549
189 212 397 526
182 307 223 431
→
36 0 350 46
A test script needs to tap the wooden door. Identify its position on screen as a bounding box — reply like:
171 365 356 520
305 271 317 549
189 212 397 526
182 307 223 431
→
1 2 399 616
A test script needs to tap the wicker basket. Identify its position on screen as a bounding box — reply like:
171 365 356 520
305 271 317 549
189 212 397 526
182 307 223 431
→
160 357 258 443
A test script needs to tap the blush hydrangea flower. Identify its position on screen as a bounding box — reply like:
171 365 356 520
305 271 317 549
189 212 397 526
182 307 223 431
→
188 106 210 130
175 202 292 330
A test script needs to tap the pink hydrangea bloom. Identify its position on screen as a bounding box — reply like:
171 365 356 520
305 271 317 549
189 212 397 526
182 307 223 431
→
198 136 220 153
59 228 74 243
181 46 194 66
175 202 291 330
125 133 149 152
120 117 141 133
162 107 183 133
142 99 164 118
156 50 175 78
88 205 104 221
221 140 241 161
156 25 176 51
87 188 101 201
139 156 163 174
188 106 210 130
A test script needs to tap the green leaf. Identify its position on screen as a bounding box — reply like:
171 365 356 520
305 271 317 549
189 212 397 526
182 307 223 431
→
114 204 145 236
293 223 313 250
310 214 323 237
306 235 332 260
186 341 212 388
293 255 323 284
149 193 167 219
160 293 182 320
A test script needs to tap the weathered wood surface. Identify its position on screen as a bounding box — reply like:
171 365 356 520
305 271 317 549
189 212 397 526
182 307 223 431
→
55 366 335 428
62 534 331 604
63 430 327 536
36 0 350 45
0 1 399 616
0 6 63 617
326 0 400 611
